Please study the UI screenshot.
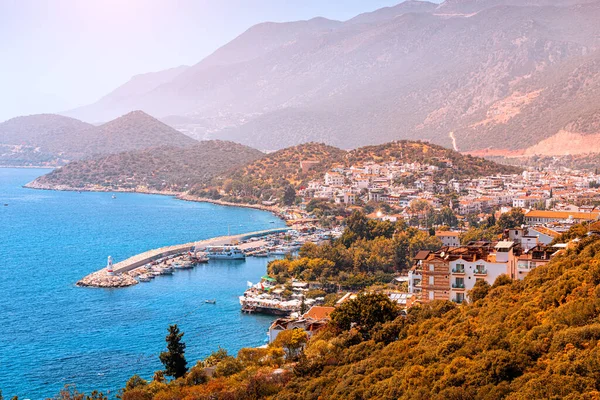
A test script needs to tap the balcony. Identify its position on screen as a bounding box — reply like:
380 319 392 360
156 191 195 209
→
474 268 488 275
451 267 465 274
452 298 464 304
452 282 465 289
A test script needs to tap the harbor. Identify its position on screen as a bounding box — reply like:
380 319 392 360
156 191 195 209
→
76 226 341 288
76 228 290 288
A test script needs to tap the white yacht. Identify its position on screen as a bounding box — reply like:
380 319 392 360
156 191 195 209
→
205 245 245 260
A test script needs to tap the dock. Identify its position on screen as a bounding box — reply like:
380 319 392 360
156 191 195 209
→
77 228 290 288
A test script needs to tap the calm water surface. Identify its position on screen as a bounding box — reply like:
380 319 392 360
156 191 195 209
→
0 168 285 398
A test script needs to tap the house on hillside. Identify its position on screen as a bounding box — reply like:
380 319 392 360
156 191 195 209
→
525 210 599 224
267 306 335 343
435 231 460 247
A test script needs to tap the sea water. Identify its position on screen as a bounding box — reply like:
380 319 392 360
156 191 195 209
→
0 168 286 398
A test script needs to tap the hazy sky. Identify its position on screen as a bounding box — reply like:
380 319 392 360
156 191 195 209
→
0 0 442 122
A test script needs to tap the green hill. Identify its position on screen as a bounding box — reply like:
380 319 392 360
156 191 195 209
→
30 140 263 192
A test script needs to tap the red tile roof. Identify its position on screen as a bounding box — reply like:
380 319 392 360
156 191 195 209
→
303 306 335 321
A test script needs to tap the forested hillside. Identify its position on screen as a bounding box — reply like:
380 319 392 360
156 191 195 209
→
100 224 600 399
30 141 263 192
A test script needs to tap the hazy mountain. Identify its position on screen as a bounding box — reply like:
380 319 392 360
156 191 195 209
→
0 114 94 153
347 0 437 24
86 110 196 155
65 0 600 155
436 0 599 14
64 66 190 123
0 110 197 165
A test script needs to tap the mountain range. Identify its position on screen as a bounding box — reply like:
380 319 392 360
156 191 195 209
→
0 110 196 166
59 0 600 155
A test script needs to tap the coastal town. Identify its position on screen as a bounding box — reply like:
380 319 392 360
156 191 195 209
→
238 161 600 345
84 157 600 346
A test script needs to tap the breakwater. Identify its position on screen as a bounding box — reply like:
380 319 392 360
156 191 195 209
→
77 227 290 288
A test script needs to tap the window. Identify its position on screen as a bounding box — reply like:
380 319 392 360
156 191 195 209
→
453 277 465 288
429 276 435 285
429 264 435 271
429 291 434 300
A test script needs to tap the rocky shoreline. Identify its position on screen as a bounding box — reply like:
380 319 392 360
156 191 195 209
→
77 269 138 288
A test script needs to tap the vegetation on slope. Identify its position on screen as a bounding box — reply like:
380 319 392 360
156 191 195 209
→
191 142 347 203
32 141 263 192
195 141 521 204
347 141 522 180
91 225 600 400
267 210 442 289
32 140 520 205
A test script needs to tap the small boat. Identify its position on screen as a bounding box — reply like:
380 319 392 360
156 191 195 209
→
161 266 174 275
191 254 209 263
254 251 268 258
205 299 216 304
138 275 151 282
174 262 194 270
111 194 116 199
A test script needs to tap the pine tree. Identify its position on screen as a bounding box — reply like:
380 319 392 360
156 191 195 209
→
159 324 188 379
283 185 296 206
300 296 307 315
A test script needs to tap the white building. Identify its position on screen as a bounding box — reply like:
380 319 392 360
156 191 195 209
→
324 172 345 186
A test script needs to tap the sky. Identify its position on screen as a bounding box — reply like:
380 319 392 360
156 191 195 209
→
0 0 442 122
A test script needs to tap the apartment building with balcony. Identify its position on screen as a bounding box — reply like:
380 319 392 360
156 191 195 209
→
410 241 520 304
516 244 566 279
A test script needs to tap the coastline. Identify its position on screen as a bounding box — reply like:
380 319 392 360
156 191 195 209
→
24 180 285 220
1 165 57 169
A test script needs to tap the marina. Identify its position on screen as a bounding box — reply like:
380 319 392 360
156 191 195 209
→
76 228 290 288
77 226 342 289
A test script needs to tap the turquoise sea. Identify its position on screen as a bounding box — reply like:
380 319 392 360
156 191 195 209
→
0 168 286 399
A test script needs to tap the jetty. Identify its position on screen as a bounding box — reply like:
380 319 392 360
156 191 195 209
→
77 228 290 288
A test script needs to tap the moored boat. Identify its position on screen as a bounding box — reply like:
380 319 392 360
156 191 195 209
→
205 245 245 260
174 262 194 270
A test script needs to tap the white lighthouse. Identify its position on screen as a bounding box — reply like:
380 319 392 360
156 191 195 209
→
106 256 114 276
